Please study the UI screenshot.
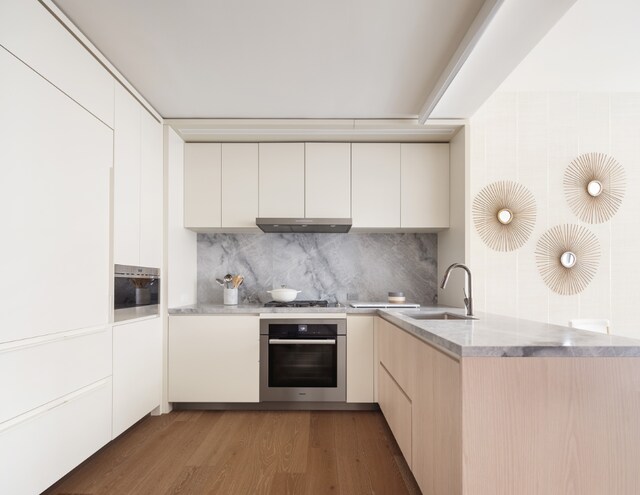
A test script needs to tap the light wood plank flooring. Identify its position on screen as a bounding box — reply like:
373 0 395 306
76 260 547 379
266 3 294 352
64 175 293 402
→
43 410 421 495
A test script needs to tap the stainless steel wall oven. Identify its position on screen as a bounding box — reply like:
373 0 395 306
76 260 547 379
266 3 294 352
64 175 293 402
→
260 317 346 402
114 264 160 322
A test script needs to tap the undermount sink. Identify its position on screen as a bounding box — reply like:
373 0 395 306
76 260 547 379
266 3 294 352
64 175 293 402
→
404 312 477 321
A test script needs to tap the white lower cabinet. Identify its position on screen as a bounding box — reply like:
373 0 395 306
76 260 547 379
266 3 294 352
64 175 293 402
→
0 378 112 495
346 315 375 403
168 315 259 402
112 317 162 438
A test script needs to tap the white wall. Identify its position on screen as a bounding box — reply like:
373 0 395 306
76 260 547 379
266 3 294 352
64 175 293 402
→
470 91 640 338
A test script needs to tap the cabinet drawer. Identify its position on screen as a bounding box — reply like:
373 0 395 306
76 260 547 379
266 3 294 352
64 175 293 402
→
378 363 412 467
0 327 112 424
377 318 415 397
0 378 112 495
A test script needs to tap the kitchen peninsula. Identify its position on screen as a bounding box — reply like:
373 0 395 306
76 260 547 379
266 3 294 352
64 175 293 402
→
168 305 640 494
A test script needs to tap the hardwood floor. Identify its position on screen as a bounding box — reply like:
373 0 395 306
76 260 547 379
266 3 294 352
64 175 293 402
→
43 410 421 495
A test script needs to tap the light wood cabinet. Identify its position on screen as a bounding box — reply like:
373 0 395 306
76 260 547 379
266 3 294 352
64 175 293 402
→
184 143 222 229
0 47 111 343
346 315 375 403
377 317 415 397
259 143 305 217
222 143 259 229
305 143 351 218
401 143 450 229
378 363 413 467
112 317 162 438
168 315 260 402
351 143 401 228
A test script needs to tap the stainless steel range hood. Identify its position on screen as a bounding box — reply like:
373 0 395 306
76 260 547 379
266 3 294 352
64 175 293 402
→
256 218 352 233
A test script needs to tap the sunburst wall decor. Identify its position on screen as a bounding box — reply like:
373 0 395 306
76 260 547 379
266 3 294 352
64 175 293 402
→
472 180 536 251
564 152 626 223
535 224 600 295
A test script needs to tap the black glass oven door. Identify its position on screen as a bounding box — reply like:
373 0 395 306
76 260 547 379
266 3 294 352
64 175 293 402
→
268 339 337 388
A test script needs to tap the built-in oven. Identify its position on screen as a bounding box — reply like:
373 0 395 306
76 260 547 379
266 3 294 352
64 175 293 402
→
114 264 160 322
260 317 346 402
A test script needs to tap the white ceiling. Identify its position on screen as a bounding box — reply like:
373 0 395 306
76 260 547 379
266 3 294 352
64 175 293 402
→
53 0 488 119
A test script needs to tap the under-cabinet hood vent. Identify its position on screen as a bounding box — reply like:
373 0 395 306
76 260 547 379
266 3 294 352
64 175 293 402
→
256 218 352 233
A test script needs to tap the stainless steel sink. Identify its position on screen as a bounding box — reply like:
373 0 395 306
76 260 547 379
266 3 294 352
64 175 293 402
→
404 312 477 321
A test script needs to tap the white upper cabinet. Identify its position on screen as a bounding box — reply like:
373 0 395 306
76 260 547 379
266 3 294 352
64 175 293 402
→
114 85 164 267
0 48 111 343
352 143 401 229
183 143 222 230
139 112 164 268
305 143 351 218
222 143 259 229
113 85 142 266
259 143 305 217
401 144 450 229
0 0 114 127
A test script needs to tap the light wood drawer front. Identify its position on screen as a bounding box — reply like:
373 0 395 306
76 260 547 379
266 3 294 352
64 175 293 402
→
377 318 415 397
378 363 412 467
0 327 112 424
0 378 112 495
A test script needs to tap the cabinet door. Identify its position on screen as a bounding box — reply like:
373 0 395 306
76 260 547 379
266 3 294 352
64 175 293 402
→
346 316 374 403
259 143 305 217
168 315 259 402
139 112 163 268
378 363 412 467
114 84 142 266
351 143 400 228
222 143 259 229
184 143 222 229
305 143 351 218
112 317 162 438
401 143 450 229
0 47 110 343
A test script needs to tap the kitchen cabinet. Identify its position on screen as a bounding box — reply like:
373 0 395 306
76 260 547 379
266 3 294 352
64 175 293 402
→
376 316 460 493
168 315 259 402
259 143 305 217
351 143 401 228
114 84 163 267
184 143 222 229
222 143 259 229
0 46 111 343
112 317 162 438
305 143 351 218
346 316 375 403
401 143 450 229
0 0 115 127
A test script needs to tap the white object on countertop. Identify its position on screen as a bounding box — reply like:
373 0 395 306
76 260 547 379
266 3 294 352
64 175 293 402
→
350 302 420 309
224 288 238 305
569 318 610 334
267 286 301 302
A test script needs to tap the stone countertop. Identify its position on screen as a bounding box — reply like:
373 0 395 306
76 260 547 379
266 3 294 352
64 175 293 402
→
168 303 378 315
169 303 640 358
379 309 640 358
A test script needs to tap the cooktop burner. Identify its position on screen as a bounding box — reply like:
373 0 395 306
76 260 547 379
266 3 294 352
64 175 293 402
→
264 300 329 308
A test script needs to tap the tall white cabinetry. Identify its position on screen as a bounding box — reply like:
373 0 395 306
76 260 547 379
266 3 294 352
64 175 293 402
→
0 3 115 493
113 85 163 267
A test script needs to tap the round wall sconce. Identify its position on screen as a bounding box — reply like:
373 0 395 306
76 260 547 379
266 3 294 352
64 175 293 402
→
472 181 536 251
535 224 600 295
564 152 625 223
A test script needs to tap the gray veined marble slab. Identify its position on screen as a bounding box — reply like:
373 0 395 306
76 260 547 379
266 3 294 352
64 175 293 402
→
197 233 438 305
380 310 640 358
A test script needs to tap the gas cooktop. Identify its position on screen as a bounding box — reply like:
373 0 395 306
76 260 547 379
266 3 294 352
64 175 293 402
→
263 300 332 308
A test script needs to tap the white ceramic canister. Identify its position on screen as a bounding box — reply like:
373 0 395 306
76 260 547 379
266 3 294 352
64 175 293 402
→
224 288 238 305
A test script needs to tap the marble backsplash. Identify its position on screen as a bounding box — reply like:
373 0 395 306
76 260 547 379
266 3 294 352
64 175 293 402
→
197 233 438 305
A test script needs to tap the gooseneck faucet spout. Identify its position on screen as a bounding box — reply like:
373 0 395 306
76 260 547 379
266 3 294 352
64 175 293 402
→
440 263 473 316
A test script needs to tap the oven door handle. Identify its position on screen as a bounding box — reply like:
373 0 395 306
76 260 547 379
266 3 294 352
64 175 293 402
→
268 338 336 345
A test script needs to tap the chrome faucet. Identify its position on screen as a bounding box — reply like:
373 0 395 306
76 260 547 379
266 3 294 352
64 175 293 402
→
440 263 473 316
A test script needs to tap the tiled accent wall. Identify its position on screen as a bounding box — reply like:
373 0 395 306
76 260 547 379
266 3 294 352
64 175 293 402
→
470 91 640 338
197 233 438 305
